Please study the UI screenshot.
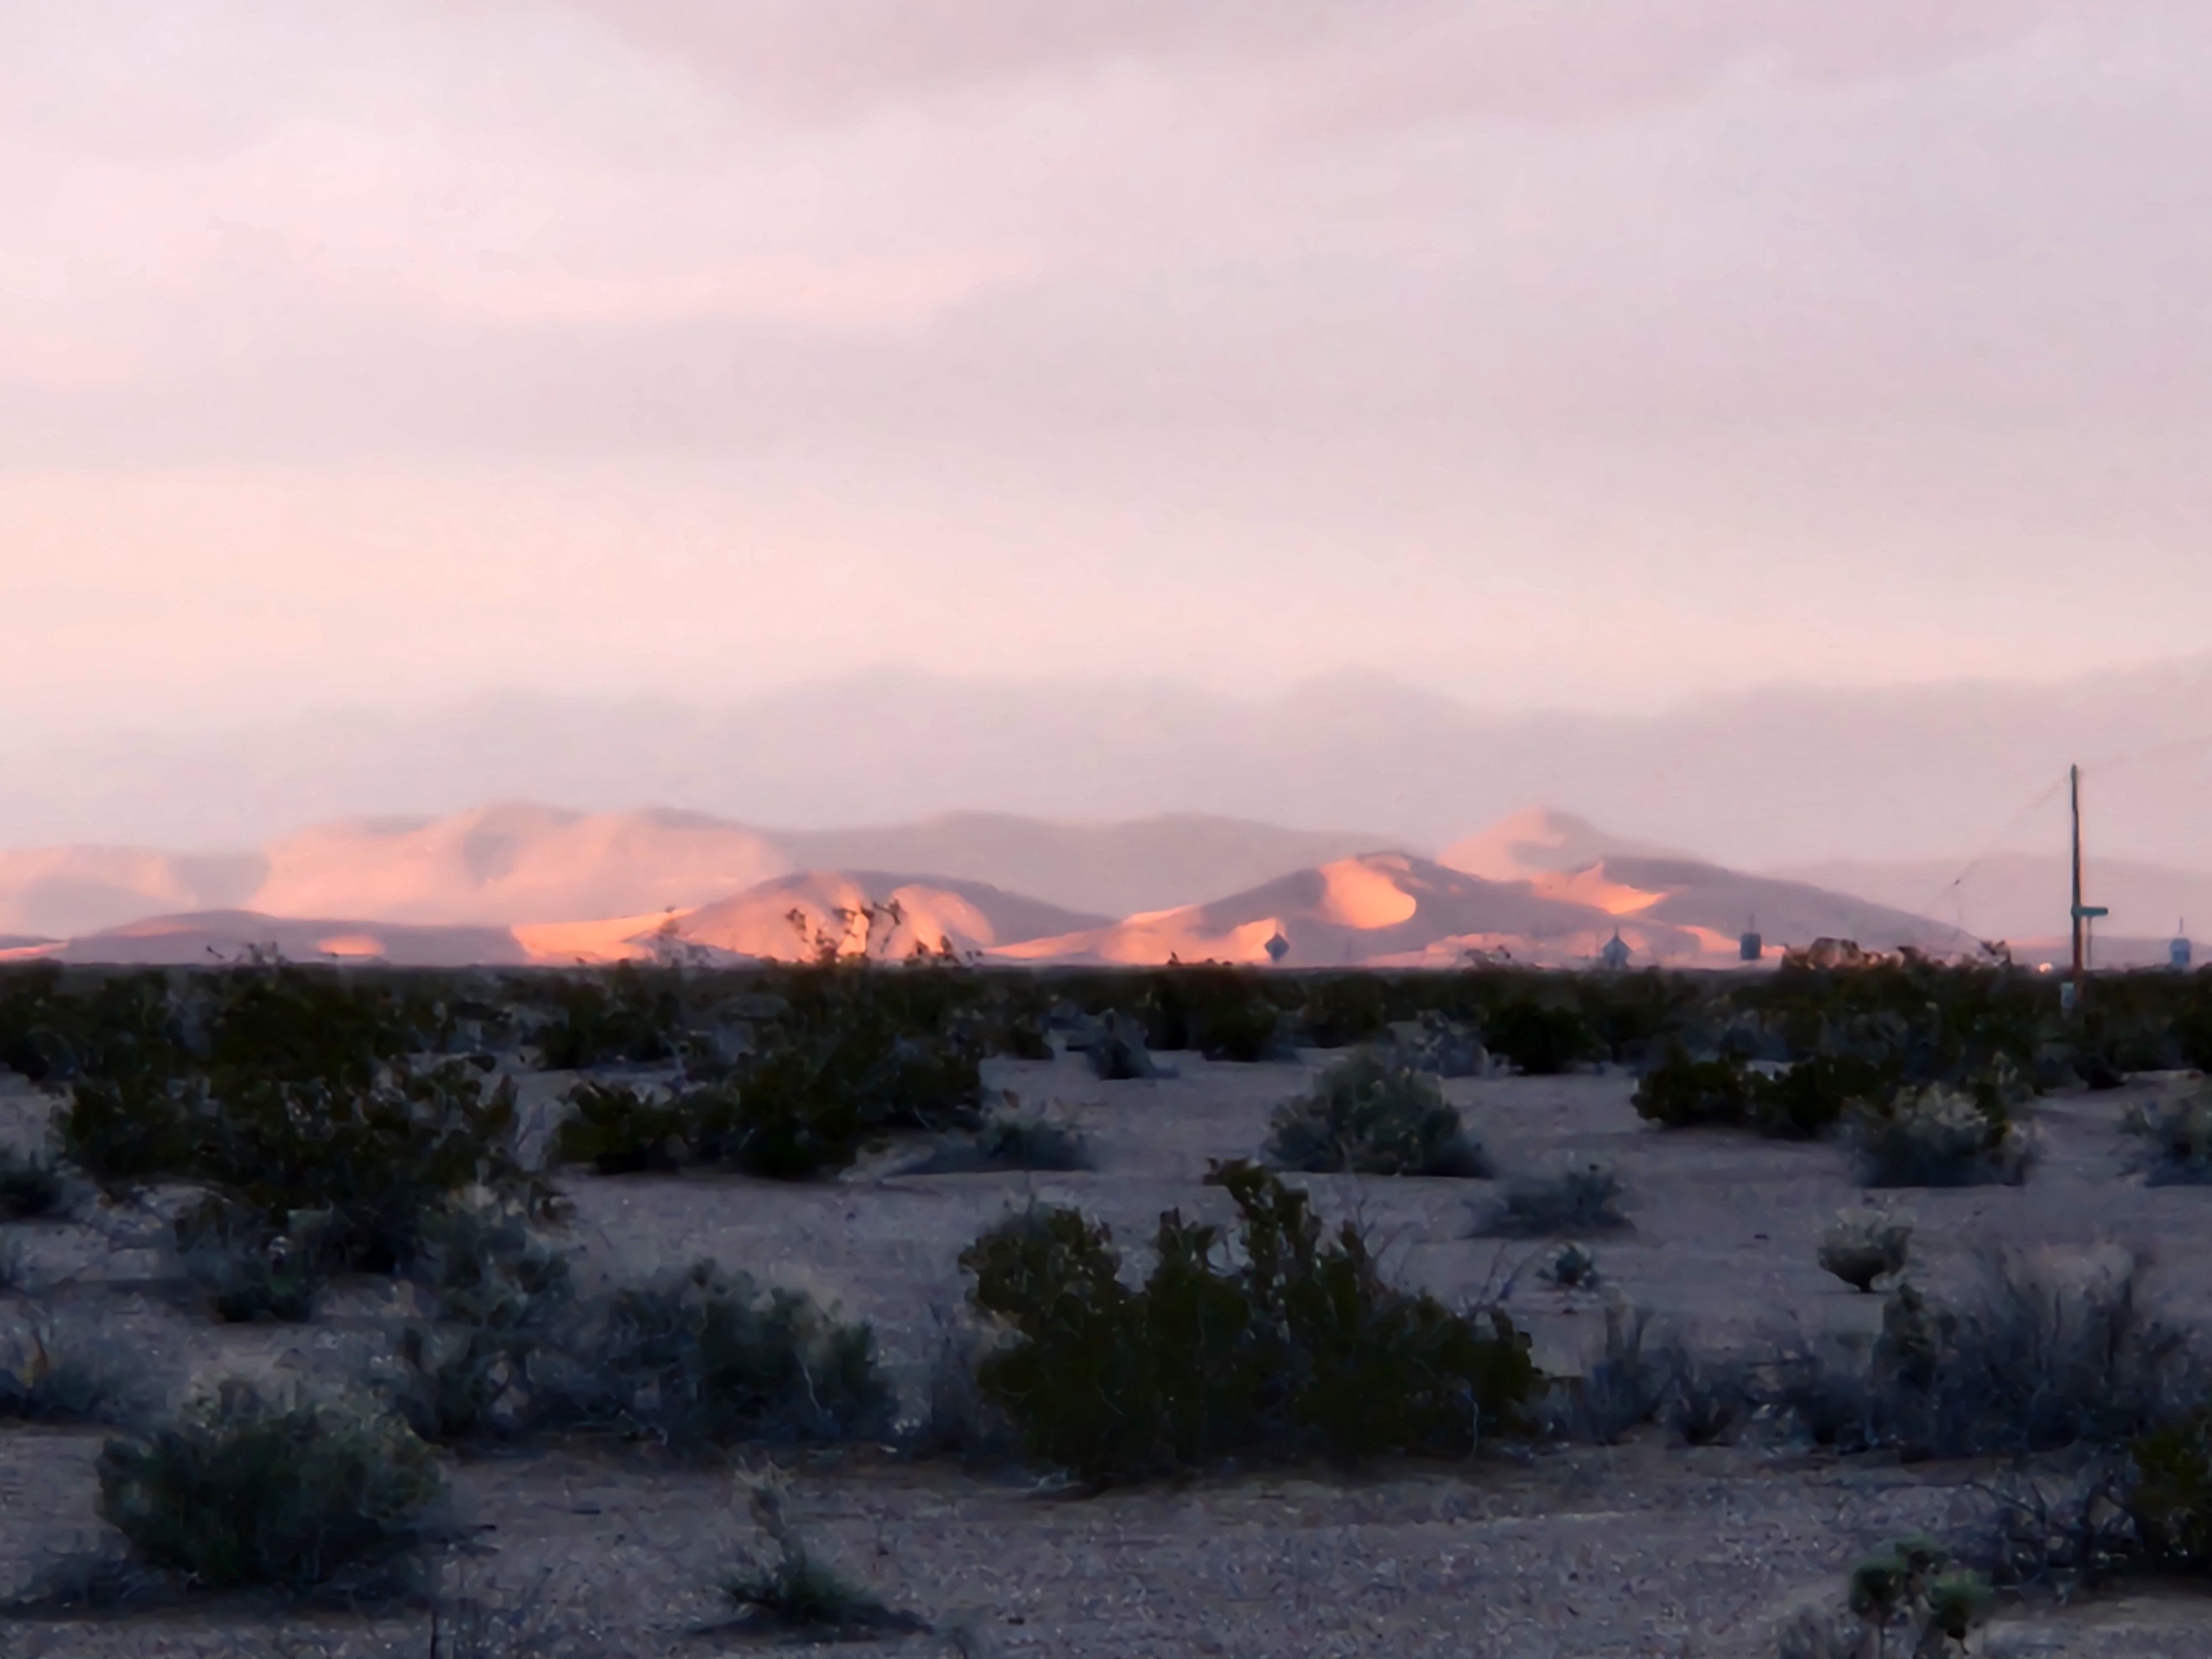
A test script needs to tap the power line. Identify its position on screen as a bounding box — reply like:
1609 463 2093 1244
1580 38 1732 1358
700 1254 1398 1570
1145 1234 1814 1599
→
2080 725 2212 775
1911 772 2070 933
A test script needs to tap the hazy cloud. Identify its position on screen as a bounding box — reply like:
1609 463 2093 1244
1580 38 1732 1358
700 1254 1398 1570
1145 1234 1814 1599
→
3 0 2210 737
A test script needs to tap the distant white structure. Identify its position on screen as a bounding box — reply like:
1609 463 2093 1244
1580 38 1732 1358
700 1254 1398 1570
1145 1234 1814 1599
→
1599 931 1631 972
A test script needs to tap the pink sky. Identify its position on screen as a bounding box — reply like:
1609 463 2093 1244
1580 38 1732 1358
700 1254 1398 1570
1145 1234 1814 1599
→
6 0 2212 739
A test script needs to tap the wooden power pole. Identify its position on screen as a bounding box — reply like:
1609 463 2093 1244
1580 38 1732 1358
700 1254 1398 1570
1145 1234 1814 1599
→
2070 762 2108 1000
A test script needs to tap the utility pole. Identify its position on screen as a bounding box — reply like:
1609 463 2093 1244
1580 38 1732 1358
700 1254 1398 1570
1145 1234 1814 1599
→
2070 762 2109 1004
2071 763 2084 991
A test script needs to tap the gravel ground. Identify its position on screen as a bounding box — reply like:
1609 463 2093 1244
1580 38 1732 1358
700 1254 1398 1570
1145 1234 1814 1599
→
4 1054 2211 1656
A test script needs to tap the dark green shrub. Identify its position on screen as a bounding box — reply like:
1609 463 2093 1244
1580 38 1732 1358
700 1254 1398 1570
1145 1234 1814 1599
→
95 1381 444 1592
195 1062 547 1274
202 966 421 1084
554 1260 893 1455
703 1010 985 1180
534 965 686 1070
62 1058 552 1276
716 1042 871 1181
1633 1048 1888 1140
1300 975 1389 1049
1138 967 1284 1060
1631 1049 1756 1128
0 1147 62 1220
1264 1049 1489 1177
1196 994 1289 1063
2128 1407 2212 1572
1750 1052 1892 1140
56 1072 200 1186
1482 1000 1593 1075
552 1081 691 1175
959 1160 1538 1486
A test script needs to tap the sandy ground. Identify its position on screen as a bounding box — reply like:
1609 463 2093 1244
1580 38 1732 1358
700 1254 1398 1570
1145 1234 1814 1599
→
4 1051 2211 1656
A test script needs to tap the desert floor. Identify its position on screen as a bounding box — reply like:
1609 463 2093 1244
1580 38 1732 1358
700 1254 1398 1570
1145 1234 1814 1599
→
3 1051 2210 1657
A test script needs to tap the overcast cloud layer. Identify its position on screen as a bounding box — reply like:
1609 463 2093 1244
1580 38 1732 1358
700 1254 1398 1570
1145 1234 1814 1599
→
6 1 2212 736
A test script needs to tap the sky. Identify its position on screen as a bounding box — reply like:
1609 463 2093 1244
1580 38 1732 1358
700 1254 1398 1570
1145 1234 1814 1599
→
7 0 2212 742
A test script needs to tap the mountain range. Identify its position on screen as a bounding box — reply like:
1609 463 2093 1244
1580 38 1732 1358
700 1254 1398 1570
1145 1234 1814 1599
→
0 804 2006 971
8 657 2210 873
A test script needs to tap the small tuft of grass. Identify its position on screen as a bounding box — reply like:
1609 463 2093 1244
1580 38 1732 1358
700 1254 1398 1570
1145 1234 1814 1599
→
716 1464 930 1639
1265 1048 1490 1178
1539 1240 1601 1291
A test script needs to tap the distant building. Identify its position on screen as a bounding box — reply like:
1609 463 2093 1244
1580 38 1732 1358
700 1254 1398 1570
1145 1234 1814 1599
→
1740 930 1763 963
2174 931 2194 972
1265 930 1290 964
1599 932 1631 972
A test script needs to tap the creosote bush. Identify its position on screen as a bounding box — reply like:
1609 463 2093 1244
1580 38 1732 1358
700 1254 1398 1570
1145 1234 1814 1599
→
1264 1048 1489 1177
1474 1162 1629 1237
552 1081 690 1175
1136 967 1287 1061
1298 974 1389 1050
899 1107 1095 1176
65 1058 555 1278
1769 1252 2197 1461
2127 1405 2212 1574
1817 1207 1912 1294
959 1160 1537 1486
180 1207 328 1324
1631 1049 1757 1129
387 1192 576 1446
554 1259 893 1458
2122 1076 2212 1184
1481 1000 1594 1076
95 1380 444 1593
1847 1083 2032 1188
1633 1048 1891 1140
